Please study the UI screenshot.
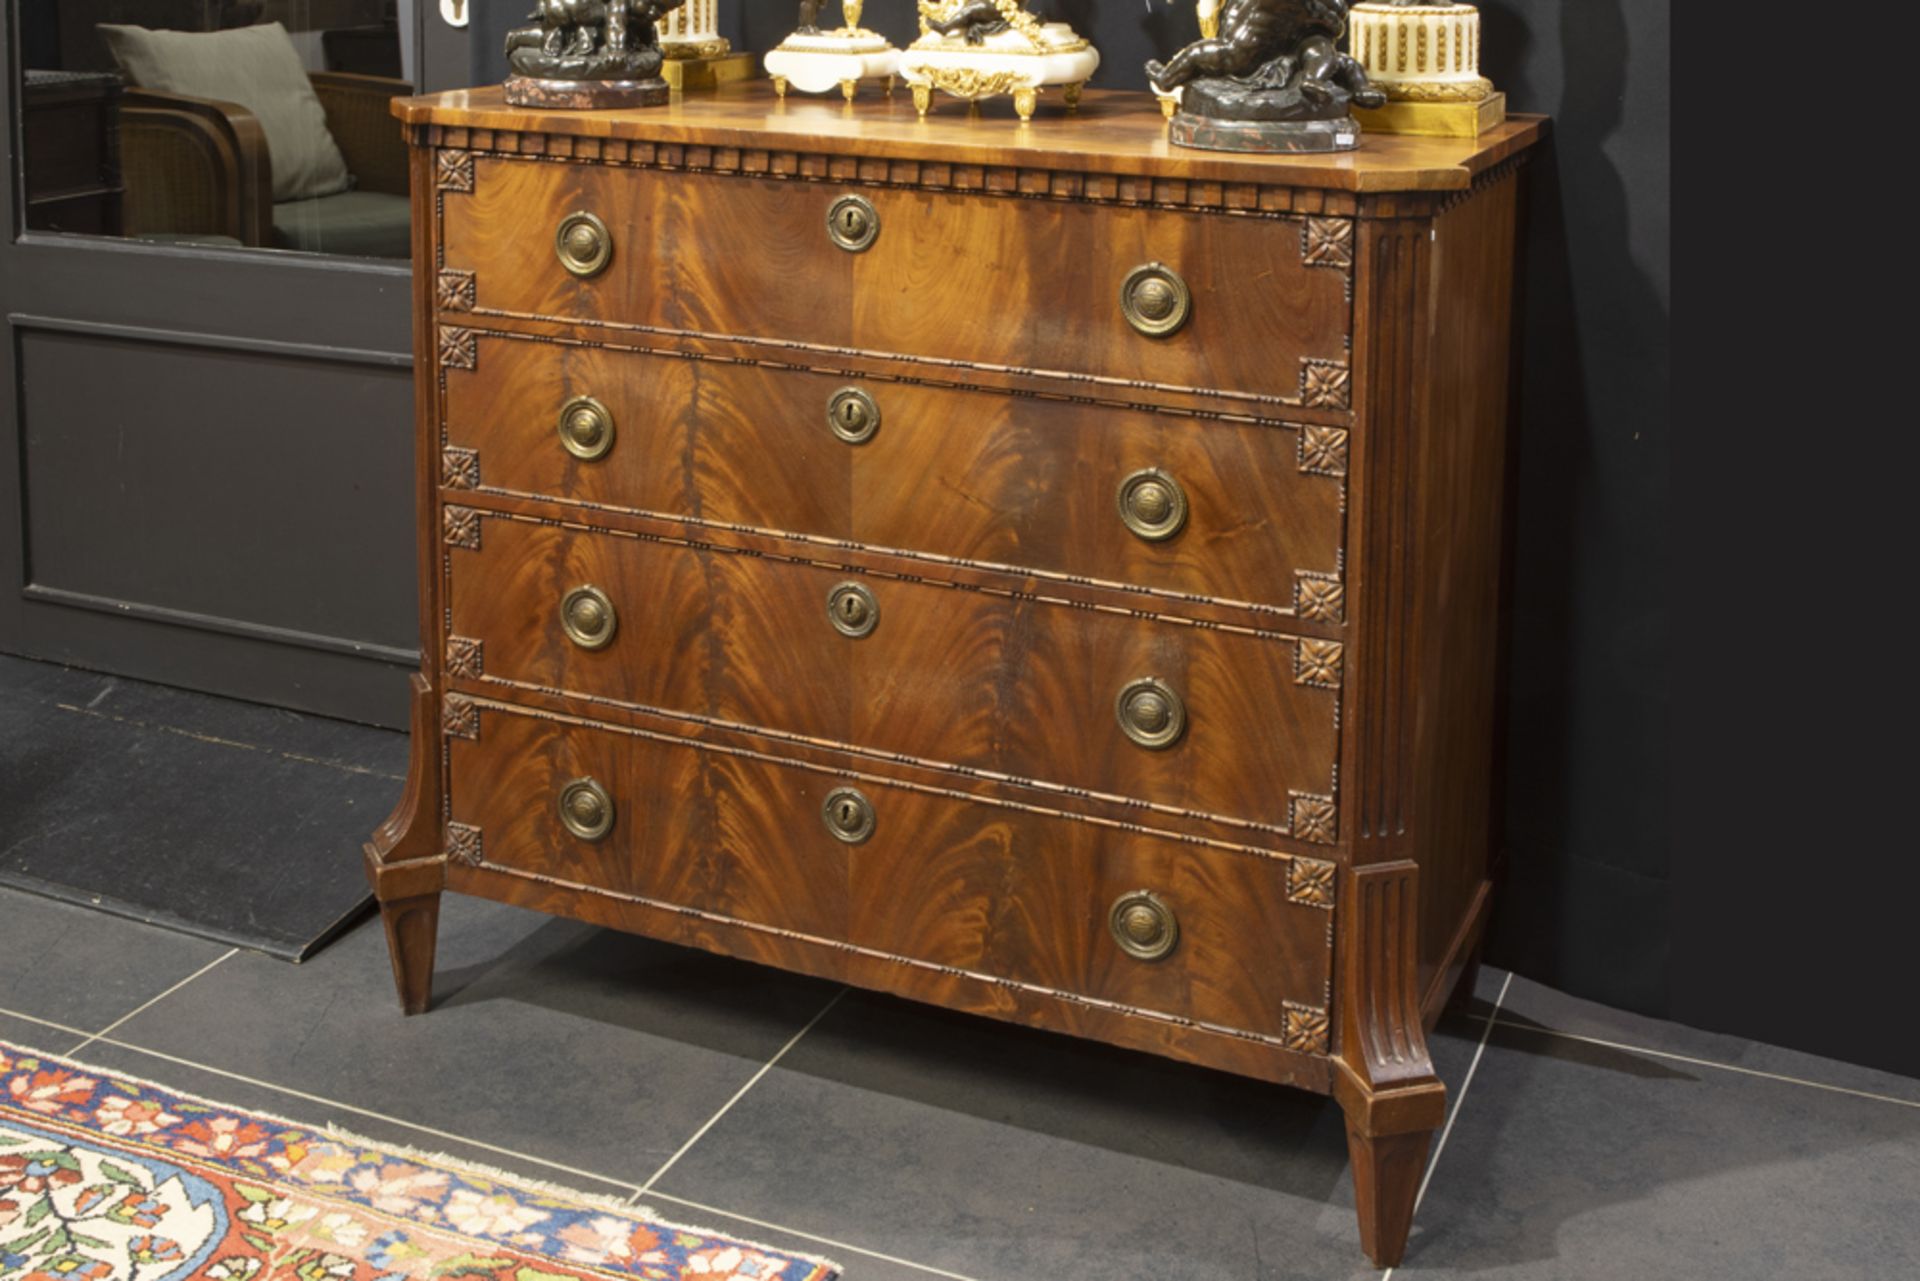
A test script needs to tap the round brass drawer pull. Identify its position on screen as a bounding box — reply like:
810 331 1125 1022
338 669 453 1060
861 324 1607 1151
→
827 194 879 253
1117 468 1188 542
1116 677 1187 750
555 210 612 278
827 387 880 444
558 396 615 461
1121 263 1192 338
822 786 876 844
558 776 615 842
560 585 618 650
827 581 879 638
1109 889 1179 961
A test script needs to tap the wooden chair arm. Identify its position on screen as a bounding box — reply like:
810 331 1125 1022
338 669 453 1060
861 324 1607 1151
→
120 88 273 247
309 71 411 197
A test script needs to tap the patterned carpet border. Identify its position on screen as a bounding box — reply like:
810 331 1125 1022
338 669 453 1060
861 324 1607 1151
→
0 1039 838 1281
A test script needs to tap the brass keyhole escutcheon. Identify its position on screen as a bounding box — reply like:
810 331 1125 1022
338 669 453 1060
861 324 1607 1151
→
558 396 615 461
555 210 612 278
822 786 876 844
1121 263 1192 338
557 776 615 842
1109 890 1179 961
1116 468 1188 541
1116 676 1187 750
827 581 879 638
826 194 879 252
827 387 880 444
560 585 618 650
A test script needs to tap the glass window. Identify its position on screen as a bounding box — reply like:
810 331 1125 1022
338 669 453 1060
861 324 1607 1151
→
16 1 415 260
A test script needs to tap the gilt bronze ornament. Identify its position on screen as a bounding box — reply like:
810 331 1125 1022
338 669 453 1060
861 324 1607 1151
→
1147 0 1386 152
503 0 689 109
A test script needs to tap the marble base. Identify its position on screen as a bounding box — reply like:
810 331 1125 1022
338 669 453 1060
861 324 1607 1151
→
503 75 669 110
1354 92 1506 138
899 24 1100 122
1168 111 1361 154
765 32 900 100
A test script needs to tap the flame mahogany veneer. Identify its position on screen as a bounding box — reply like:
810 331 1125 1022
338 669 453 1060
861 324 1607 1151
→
370 85 1546 1268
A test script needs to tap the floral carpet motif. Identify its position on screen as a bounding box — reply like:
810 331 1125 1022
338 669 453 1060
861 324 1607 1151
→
0 1043 835 1281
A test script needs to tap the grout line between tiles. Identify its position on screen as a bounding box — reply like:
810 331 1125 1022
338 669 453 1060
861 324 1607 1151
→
53 703 408 782
634 987 848 1196
640 1188 990 1281
68 948 239 1055
1382 971 1513 1281
1476 1014 1920 1111
0 1004 93 1041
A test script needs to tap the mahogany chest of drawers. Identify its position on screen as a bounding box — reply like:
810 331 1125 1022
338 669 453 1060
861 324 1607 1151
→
368 85 1545 1268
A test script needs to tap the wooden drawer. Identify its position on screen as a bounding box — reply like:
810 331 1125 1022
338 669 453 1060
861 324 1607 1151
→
446 700 1335 1045
440 156 1353 408
444 512 1341 835
443 331 1346 617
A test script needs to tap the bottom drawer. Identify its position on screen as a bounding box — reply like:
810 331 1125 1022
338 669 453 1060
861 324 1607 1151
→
446 700 1335 1048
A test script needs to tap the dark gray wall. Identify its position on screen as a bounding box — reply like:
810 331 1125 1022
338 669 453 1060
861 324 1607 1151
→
485 2 1680 1029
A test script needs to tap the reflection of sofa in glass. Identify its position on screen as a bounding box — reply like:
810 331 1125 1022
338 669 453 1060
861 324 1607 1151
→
119 69 411 257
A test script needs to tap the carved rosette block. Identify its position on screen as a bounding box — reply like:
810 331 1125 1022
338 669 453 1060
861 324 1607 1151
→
446 637 484 679
1296 572 1346 623
443 506 482 551
1302 360 1352 409
445 821 484 866
1287 856 1337 908
438 328 478 372
1303 217 1355 270
441 693 480 741
1299 425 1351 477
1296 639 1346 689
1284 1002 1332 1055
435 149 474 193
436 269 476 312
1290 793 1339 845
441 447 479 491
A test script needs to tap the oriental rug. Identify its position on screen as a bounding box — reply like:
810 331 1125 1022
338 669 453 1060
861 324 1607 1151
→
0 1041 836 1281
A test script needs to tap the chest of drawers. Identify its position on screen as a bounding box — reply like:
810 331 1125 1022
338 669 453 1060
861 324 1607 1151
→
368 86 1545 1269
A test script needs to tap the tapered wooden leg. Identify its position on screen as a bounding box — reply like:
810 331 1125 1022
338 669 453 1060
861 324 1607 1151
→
379 892 440 1015
1346 1124 1432 1268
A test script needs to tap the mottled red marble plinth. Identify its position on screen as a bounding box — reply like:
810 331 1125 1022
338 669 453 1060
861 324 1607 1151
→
503 75 670 110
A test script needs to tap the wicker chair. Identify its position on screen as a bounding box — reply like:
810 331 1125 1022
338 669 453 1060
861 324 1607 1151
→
120 71 411 257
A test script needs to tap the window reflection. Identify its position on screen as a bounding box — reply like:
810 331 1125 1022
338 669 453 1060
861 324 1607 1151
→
16 2 414 259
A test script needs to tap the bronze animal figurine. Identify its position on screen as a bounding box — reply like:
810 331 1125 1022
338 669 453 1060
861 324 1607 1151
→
925 0 1015 44
505 0 686 80
797 0 828 34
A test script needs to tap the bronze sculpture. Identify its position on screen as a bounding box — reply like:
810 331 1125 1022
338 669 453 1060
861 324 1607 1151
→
924 0 1017 45
503 0 689 108
796 0 828 34
1148 0 1386 152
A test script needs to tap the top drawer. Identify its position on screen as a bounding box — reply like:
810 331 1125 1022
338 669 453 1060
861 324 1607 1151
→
437 154 1354 411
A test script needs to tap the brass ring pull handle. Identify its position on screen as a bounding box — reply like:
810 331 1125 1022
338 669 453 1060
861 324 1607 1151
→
555 210 612 278
822 786 876 844
1117 469 1189 541
827 194 879 252
1121 263 1192 338
1116 676 1187 750
1109 889 1179 961
558 776 615 842
827 387 881 444
827 581 879 638
560 585 618 650
558 396 615 461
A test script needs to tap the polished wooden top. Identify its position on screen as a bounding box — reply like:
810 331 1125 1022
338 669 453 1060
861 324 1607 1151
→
395 83 1546 194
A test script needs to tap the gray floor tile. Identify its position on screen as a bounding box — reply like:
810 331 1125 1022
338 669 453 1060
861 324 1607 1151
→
1396 1020 1920 1278
0 1009 90 1057
1488 973 1920 1106
104 893 843 1185
655 988 1490 1280
0 886 232 1030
